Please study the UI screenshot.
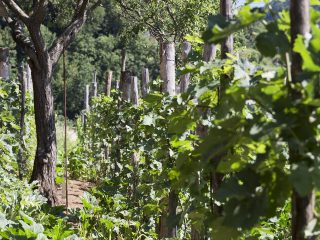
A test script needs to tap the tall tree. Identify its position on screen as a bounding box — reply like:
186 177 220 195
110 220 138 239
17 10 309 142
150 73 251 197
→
220 0 233 94
160 42 176 96
220 0 233 58
0 0 100 205
115 0 216 94
190 42 217 240
115 1 218 238
209 0 234 214
16 44 26 179
289 0 314 239
179 41 192 93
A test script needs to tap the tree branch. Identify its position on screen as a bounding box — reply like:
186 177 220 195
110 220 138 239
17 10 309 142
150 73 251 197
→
5 17 40 68
88 0 101 15
49 0 101 66
0 2 8 17
165 5 178 42
30 0 47 23
116 0 166 41
2 0 29 23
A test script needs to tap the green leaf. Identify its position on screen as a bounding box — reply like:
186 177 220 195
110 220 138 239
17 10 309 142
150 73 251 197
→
168 111 196 134
143 93 163 104
203 6 265 44
185 35 204 44
294 35 320 72
256 23 289 58
211 218 241 240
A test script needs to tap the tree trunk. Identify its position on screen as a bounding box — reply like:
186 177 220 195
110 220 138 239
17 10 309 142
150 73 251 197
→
191 48 217 239
160 42 176 96
290 0 310 85
30 61 58 206
205 0 234 223
168 190 178 237
191 230 202 240
290 1 314 239
141 68 150 97
159 198 169 239
220 0 234 97
0 47 9 80
180 41 192 93
189 38 219 240
2 0 93 207
159 191 179 239
158 42 178 239
17 45 26 179
292 191 315 240
220 0 233 59
177 42 201 238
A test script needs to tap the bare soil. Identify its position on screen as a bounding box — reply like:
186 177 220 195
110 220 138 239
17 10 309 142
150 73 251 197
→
57 180 93 209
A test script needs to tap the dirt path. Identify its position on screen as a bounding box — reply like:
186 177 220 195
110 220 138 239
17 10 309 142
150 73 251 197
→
58 180 93 209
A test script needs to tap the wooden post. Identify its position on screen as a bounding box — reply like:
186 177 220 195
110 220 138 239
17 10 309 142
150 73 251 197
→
115 68 129 178
131 76 139 105
180 41 192 93
83 84 90 131
119 48 127 91
122 71 131 101
160 42 176 96
103 71 112 176
121 49 127 73
92 71 98 98
130 76 140 200
81 112 85 127
25 63 33 93
116 80 120 90
0 48 9 80
141 68 150 97
103 142 110 174
63 49 68 209
203 44 217 63
105 71 113 97
85 84 90 112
